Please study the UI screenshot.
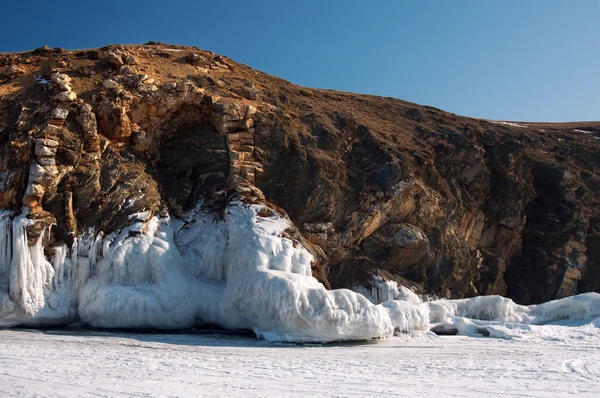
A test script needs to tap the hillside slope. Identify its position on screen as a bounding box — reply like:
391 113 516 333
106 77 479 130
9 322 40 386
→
1 43 599 312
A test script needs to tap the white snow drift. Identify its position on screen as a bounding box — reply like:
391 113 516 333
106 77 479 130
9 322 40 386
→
0 203 599 342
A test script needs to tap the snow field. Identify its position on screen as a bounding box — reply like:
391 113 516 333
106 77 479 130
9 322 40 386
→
0 329 599 397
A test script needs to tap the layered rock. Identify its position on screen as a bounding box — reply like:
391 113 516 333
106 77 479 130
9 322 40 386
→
0 43 598 315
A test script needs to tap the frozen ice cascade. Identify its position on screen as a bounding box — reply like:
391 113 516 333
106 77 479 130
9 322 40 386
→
1 204 599 342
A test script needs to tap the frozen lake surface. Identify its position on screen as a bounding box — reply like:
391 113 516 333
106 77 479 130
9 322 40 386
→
1 328 599 397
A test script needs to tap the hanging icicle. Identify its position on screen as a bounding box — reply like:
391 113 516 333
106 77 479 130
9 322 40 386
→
9 212 54 315
0 211 13 279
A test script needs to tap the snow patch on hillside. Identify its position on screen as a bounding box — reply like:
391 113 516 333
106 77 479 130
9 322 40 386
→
490 121 528 128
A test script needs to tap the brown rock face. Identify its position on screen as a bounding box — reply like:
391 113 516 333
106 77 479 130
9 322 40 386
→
0 43 599 304
362 223 430 273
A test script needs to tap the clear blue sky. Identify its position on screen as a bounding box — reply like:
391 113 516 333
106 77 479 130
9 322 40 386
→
1 1 598 122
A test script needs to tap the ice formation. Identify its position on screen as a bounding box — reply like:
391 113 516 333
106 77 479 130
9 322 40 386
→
0 203 599 342
354 276 424 305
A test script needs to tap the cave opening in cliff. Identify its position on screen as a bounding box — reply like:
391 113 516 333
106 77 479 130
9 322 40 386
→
156 112 229 213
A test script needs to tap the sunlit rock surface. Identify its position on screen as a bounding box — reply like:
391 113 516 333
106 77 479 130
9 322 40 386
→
0 44 599 340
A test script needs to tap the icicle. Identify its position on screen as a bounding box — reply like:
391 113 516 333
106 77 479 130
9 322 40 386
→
70 237 78 272
43 242 74 315
75 255 91 288
51 244 69 290
370 285 378 303
88 233 103 271
30 226 54 288
102 236 112 259
0 211 12 279
9 212 53 315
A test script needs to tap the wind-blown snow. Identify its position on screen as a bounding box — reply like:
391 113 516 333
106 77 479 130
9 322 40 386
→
0 202 599 343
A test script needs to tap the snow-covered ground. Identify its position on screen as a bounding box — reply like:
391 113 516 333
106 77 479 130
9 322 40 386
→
1 328 599 398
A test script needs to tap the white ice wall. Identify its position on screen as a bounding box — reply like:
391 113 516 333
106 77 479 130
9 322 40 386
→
0 204 599 342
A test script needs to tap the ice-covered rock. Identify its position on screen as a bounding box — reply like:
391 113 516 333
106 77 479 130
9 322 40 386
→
0 203 599 342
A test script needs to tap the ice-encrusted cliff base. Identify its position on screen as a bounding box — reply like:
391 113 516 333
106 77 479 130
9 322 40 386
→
1 203 599 342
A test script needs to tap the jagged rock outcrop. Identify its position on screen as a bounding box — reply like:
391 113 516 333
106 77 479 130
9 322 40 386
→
0 43 599 307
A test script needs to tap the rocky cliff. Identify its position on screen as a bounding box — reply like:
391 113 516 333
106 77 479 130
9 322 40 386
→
1 43 599 315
